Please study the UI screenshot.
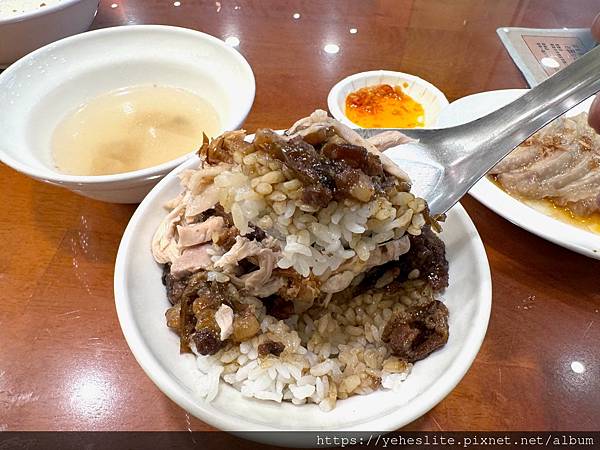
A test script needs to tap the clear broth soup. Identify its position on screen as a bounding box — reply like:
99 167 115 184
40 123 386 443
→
52 85 221 176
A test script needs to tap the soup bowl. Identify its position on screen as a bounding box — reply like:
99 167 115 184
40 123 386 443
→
0 25 255 203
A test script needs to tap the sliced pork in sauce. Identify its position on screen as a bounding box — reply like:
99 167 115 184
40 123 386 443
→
490 113 600 217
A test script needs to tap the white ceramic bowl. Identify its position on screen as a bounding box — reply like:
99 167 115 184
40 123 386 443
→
0 0 99 67
114 155 492 445
0 25 255 203
328 70 449 128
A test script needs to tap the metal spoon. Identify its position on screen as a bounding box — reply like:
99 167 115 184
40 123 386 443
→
356 45 600 216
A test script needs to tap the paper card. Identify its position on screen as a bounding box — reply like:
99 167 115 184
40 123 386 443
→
497 27 597 86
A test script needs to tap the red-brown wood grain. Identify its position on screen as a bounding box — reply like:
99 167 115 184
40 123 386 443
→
1 0 599 433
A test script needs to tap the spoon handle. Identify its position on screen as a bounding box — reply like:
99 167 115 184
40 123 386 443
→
458 44 600 164
426 43 600 211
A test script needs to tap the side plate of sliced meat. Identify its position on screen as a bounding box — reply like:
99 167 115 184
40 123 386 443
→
435 89 600 260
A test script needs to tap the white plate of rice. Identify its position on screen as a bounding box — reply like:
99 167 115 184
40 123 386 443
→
114 144 492 439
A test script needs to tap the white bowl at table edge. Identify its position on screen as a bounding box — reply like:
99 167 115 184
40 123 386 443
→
0 0 99 67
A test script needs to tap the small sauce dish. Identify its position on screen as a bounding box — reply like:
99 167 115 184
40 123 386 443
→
328 70 449 129
0 25 255 203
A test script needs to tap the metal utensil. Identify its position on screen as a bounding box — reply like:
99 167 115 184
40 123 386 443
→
357 45 600 216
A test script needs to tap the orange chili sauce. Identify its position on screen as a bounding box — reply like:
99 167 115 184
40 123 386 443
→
345 83 425 128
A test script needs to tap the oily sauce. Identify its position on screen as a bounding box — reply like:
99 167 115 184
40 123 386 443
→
345 84 425 128
52 85 221 176
524 198 600 235
488 175 600 235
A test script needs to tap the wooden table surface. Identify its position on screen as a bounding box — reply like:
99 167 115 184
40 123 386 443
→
2 0 599 434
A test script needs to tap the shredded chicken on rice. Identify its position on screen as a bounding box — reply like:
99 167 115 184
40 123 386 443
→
152 110 450 409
